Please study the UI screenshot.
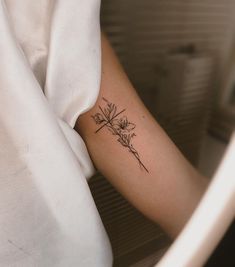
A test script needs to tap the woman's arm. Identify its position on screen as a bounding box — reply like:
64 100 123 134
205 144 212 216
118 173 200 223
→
74 33 208 238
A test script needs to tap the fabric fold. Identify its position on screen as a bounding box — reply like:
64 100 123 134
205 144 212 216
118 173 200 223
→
0 0 112 266
45 0 102 128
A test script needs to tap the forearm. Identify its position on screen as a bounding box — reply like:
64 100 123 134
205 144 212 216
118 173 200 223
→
75 33 209 238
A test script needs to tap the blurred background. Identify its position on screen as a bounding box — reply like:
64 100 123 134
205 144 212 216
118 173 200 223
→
88 0 235 266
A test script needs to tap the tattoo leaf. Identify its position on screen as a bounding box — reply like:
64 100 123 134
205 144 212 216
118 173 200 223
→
117 137 128 147
92 113 106 124
107 126 116 135
113 116 136 133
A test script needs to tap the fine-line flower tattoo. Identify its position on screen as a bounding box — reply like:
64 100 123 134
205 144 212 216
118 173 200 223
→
91 97 149 173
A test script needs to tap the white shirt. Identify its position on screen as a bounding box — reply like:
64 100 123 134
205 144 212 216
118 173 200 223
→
0 0 113 266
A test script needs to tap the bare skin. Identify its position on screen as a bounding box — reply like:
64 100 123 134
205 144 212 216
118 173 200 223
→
74 33 209 239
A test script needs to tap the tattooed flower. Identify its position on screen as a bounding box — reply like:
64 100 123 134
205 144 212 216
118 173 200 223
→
92 113 106 124
92 97 149 173
113 116 136 133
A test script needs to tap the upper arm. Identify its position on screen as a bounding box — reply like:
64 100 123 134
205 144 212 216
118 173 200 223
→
74 33 208 237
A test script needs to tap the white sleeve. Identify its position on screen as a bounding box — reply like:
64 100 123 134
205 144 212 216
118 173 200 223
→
0 1 112 266
44 0 102 128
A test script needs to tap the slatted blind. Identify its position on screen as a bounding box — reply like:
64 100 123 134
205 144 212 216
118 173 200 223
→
88 1 235 266
101 0 234 87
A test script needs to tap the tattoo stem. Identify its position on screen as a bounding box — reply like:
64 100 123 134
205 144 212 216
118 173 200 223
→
133 155 149 172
